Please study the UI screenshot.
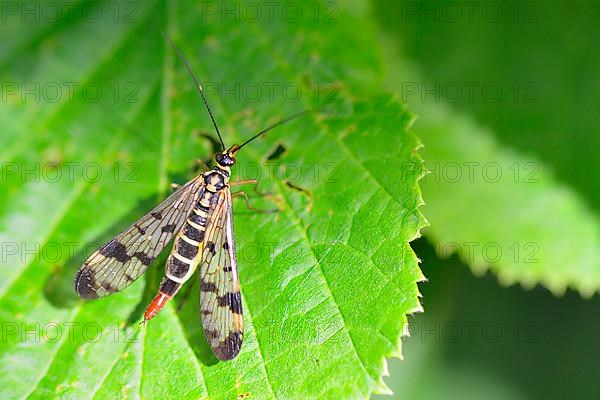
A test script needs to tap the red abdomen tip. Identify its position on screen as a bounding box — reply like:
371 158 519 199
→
143 292 172 322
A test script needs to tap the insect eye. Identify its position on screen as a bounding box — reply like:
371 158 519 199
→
215 152 226 165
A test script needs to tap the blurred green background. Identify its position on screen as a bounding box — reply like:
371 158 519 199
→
374 0 600 398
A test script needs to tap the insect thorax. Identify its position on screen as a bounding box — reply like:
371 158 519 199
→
203 167 230 192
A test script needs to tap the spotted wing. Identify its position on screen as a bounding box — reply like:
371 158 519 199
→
75 176 204 299
199 189 243 360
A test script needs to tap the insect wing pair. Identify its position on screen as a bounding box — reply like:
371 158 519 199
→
76 161 243 360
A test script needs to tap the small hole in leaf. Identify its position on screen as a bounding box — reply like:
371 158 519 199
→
266 144 287 160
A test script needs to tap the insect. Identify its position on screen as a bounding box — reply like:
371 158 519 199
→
74 35 308 360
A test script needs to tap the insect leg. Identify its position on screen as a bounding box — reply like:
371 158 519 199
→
230 179 273 197
231 191 279 213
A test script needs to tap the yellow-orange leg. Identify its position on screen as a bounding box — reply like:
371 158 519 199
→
231 191 279 213
230 179 273 197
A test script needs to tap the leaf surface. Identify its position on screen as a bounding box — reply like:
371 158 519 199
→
0 1 425 398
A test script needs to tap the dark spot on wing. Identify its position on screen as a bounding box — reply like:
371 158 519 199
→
217 292 242 314
214 331 243 360
201 280 217 293
134 224 146 235
205 329 220 340
74 268 99 299
229 292 242 314
99 240 130 263
134 251 153 266
151 211 163 220
206 242 216 255
161 223 176 233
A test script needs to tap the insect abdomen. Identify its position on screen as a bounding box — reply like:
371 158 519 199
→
143 190 216 322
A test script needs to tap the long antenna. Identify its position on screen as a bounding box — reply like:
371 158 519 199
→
237 109 312 151
160 32 226 151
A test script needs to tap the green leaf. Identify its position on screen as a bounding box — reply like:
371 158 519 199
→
416 109 600 296
0 1 425 398
374 11 600 296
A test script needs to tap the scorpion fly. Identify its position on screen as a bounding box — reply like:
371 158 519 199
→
74 35 309 360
